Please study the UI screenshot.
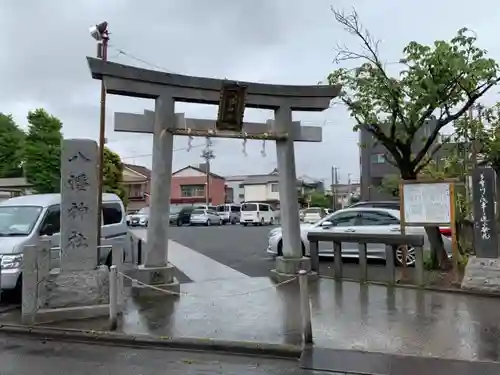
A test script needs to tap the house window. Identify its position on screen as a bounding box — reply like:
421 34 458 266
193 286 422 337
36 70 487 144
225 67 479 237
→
371 153 385 164
271 183 279 193
129 184 143 198
181 184 205 197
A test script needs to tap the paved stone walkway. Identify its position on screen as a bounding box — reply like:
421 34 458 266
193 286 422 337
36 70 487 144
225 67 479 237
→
3 277 500 364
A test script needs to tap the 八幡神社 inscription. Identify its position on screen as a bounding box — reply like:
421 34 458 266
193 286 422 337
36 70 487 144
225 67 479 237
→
60 139 99 271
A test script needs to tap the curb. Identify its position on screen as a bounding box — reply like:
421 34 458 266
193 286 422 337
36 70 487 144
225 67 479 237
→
0 324 302 359
319 276 500 299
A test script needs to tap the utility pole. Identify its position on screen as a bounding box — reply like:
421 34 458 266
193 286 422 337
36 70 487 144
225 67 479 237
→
331 166 338 210
347 173 352 207
201 148 215 205
89 21 109 247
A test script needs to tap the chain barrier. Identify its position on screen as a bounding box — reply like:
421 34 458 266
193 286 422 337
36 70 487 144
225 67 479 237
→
119 271 297 300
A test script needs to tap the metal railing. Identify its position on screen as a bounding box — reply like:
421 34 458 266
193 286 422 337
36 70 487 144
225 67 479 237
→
307 232 425 285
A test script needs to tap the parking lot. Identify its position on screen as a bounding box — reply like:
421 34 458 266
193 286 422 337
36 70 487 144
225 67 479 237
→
167 224 279 278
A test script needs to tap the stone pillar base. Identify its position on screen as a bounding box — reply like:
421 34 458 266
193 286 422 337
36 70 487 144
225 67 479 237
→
131 263 180 298
461 256 500 293
26 266 111 325
270 256 317 283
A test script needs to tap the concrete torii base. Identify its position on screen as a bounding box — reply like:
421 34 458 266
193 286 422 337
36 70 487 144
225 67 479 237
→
130 264 180 298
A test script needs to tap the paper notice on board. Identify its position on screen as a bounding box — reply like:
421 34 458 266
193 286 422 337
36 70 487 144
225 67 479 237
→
403 183 450 224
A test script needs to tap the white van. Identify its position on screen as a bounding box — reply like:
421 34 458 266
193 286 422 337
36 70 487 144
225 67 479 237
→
0 193 128 293
216 204 241 224
240 202 274 226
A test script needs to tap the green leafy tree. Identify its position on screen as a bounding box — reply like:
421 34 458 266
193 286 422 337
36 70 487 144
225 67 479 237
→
0 113 25 178
103 147 127 204
24 109 62 193
328 9 500 269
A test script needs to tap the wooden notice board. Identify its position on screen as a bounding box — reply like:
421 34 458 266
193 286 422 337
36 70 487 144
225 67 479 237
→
399 179 459 279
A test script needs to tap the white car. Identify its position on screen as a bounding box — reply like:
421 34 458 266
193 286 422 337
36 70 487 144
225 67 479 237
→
189 208 223 226
266 207 453 266
302 207 329 223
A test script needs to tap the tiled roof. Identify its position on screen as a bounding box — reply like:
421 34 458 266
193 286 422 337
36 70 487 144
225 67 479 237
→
124 163 151 179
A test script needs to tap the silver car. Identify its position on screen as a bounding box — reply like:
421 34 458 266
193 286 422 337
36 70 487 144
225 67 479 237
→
267 207 452 266
189 208 223 226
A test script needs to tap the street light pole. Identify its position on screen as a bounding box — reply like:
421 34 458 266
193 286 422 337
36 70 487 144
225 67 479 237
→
90 21 109 247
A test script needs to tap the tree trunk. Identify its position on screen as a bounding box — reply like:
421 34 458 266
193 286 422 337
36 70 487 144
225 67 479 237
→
401 170 450 270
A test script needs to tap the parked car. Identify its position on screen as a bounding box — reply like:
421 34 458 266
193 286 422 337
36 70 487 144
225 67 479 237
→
348 201 400 210
129 207 149 227
174 206 195 226
189 208 223 226
0 193 128 294
216 203 241 224
168 207 182 225
125 211 137 226
266 207 452 266
240 202 274 226
302 207 329 223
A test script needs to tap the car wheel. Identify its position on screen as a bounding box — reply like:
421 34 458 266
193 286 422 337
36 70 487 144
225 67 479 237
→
177 219 182 226
277 240 305 257
395 244 416 267
259 218 264 226
270 217 274 225
243 223 248 226
206 219 211 226
219 219 223 225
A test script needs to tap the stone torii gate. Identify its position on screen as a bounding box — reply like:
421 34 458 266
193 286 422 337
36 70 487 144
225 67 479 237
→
87 57 340 293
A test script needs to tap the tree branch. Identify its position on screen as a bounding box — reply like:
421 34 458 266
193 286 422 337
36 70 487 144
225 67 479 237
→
332 8 408 130
414 142 445 174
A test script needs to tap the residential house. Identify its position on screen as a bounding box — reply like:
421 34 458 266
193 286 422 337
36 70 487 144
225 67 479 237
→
0 177 33 202
171 164 226 206
225 175 249 205
122 164 151 212
236 169 324 208
329 183 361 208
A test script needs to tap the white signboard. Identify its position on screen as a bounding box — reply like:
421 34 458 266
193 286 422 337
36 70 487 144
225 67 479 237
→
402 182 451 225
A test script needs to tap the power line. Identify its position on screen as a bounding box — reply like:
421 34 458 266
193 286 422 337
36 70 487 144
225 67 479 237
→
120 143 205 160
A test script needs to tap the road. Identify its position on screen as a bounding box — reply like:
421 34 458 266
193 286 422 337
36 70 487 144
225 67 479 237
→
0 334 335 375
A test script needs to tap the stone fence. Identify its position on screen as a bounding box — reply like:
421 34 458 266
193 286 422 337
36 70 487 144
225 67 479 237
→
307 232 425 285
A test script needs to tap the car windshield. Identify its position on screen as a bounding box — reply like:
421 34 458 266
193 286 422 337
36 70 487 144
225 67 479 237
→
0 205 43 236
192 209 205 215
216 205 226 212
137 207 149 215
242 203 257 211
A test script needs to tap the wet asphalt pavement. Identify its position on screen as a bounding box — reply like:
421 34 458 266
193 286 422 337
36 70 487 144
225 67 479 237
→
0 334 333 375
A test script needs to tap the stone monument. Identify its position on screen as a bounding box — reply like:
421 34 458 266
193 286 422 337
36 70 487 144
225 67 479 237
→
462 166 500 292
23 139 117 323
86 57 340 289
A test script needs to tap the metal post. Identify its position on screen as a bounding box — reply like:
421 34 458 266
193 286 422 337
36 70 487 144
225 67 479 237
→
298 270 313 345
96 31 109 248
109 265 118 330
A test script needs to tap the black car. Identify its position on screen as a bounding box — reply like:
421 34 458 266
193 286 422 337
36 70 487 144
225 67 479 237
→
348 201 400 210
174 206 195 226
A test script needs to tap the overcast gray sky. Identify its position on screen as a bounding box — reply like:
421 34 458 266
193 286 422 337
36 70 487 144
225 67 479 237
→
2 0 500 184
